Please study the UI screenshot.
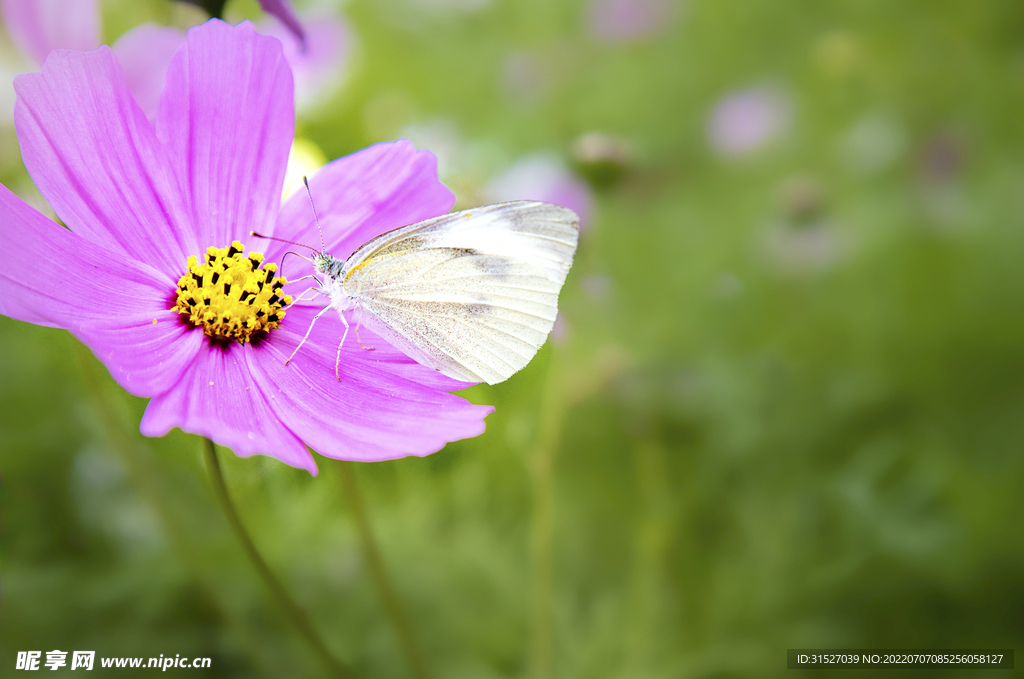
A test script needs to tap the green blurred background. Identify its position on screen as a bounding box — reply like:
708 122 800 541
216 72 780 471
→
2 0 1024 676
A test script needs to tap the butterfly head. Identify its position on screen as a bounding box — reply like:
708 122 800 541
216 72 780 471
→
312 251 344 279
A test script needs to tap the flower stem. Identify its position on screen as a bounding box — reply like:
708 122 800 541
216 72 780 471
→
201 438 357 679
528 359 568 679
73 343 285 678
337 460 433 679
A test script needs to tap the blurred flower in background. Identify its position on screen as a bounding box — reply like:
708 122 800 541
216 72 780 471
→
409 0 492 13
764 176 848 275
916 130 970 227
708 85 791 157
0 0 99 64
764 220 845 275
249 0 304 47
501 49 552 106
571 131 633 188
499 41 580 109
839 112 908 175
486 152 593 230
0 0 350 122
587 0 676 44
257 9 351 115
0 0 101 123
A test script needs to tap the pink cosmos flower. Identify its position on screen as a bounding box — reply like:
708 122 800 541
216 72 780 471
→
0 19 492 474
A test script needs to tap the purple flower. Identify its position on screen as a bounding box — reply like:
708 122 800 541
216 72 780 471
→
708 86 791 157
0 20 491 474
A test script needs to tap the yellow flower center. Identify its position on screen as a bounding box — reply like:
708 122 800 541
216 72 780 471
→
172 241 292 344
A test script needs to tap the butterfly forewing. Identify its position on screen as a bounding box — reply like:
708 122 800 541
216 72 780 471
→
341 201 579 384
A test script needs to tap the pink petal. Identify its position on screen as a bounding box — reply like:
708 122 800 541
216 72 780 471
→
257 0 305 50
265 140 455 266
247 306 492 463
341 323 480 392
140 342 317 474
111 24 186 124
13 46 197 278
1 0 99 65
156 19 294 250
0 183 201 396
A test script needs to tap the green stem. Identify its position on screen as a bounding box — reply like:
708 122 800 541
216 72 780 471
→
201 438 357 679
337 461 432 679
528 359 567 679
73 343 284 678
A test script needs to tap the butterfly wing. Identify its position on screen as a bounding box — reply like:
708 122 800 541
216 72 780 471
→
341 201 579 385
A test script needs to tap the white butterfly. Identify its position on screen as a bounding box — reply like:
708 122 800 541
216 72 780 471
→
275 199 580 385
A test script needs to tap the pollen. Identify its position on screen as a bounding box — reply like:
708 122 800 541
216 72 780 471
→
172 241 292 344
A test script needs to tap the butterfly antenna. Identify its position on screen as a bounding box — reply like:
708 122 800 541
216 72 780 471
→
249 231 319 253
279 250 315 277
303 176 327 254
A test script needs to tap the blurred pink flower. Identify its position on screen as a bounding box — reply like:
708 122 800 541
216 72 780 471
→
0 20 490 473
255 0 305 48
708 86 791 157
486 153 593 230
581 275 611 301
587 0 674 43
0 0 99 64
501 50 550 105
258 11 351 113
1 2 185 122
551 313 570 344
2 0 344 120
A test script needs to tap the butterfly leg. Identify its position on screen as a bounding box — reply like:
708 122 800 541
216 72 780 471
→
355 325 375 351
335 313 351 381
283 285 321 309
286 273 323 286
285 306 330 366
